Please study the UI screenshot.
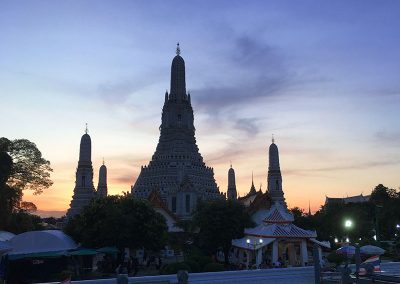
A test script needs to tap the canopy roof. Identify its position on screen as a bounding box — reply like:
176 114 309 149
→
309 238 331 249
0 231 15 242
232 237 275 250
9 230 77 255
245 223 317 239
0 241 12 254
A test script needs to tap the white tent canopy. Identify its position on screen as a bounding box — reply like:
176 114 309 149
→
9 230 78 255
0 231 15 242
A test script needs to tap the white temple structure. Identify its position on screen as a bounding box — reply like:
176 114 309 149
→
232 139 329 268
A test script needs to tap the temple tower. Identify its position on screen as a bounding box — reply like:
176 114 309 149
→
67 126 96 218
267 136 285 204
131 44 220 219
227 165 237 200
97 160 108 197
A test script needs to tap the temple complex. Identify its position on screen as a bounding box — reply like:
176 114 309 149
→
131 44 221 219
231 139 330 268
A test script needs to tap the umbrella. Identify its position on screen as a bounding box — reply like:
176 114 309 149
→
336 245 356 255
360 245 385 255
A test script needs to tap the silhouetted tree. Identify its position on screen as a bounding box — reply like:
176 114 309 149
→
193 199 254 264
65 194 168 251
370 184 398 205
0 137 53 232
0 138 53 195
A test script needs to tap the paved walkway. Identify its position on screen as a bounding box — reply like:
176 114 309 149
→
44 262 400 284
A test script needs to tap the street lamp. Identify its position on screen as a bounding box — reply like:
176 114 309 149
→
344 219 353 244
334 237 338 243
246 238 263 268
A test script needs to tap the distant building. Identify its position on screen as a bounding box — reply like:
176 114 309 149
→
66 127 108 219
131 44 221 219
325 194 370 205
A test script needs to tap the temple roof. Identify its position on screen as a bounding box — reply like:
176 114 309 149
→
245 223 317 239
148 190 179 222
246 192 271 216
263 202 294 223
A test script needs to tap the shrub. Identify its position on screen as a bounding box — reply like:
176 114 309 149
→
187 255 213 271
203 263 224 272
184 260 201 273
160 262 191 275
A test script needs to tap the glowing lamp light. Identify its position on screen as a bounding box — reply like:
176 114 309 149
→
246 239 250 244
396 224 400 229
345 237 350 243
373 235 377 241
259 239 263 244
345 220 353 228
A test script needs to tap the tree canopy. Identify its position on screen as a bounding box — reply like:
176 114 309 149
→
64 194 168 251
0 137 53 231
0 138 53 195
193 199 254 263
294 184 400 245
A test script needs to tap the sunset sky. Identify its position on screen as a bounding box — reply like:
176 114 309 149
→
1 1 399 217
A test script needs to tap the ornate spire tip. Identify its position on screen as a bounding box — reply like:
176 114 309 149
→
272 134 275 143
85 123 88 134
176 42 181 56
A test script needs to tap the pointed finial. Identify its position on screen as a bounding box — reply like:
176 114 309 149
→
308 200 311 215
230 161 232 168
176 42 181 55
272 134 275 143
102 157 105 165
251 171 254 185
85 123 88 134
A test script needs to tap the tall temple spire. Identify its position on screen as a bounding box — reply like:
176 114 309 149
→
267 137 285 204
67 129 96 219
132 45 220 219
79 126 91 164
249 171 257 195
97 161 108 197
308 200 311 216
170 43 186 97
227 164 237 200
